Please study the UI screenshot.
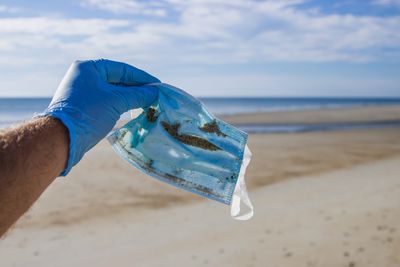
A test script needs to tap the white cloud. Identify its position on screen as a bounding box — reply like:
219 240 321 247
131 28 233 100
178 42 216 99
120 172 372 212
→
81 0 167 16
0 0 399 96
74 0 400 63
0 17 129 35
0 0 399 66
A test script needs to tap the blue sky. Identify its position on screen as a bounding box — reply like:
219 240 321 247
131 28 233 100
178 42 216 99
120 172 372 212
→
0 0 399 97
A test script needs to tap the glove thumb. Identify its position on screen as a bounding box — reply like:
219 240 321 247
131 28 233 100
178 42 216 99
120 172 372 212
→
110 84 159 113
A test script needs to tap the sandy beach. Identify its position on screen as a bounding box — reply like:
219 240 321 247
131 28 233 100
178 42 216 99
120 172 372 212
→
1 106 400 267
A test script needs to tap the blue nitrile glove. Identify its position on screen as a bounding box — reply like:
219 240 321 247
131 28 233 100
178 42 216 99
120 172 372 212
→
42 59 160 176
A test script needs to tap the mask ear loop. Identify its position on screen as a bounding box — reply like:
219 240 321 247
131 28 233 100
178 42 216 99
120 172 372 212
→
130 108 143 119
231 145 254 220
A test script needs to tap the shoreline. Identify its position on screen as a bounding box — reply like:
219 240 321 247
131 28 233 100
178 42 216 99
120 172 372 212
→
220 104 400 124
214 102 400 115
234 119 400 133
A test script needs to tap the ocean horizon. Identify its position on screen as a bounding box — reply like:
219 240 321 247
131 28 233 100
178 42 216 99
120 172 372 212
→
1 96 400 132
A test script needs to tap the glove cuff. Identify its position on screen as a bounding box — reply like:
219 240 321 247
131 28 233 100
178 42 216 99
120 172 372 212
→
39 110 78 176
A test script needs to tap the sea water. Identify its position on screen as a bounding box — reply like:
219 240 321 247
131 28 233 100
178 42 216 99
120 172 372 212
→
1 97 400 132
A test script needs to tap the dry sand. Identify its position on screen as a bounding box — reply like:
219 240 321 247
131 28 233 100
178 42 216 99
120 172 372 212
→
1 106 400 267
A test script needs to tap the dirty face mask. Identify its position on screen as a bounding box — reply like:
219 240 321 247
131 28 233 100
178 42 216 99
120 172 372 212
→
107 83 253 220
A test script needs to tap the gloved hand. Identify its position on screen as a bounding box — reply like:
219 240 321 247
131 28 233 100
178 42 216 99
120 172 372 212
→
42 59 160 176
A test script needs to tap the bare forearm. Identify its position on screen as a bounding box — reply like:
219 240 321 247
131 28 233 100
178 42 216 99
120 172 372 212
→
0 116 68 236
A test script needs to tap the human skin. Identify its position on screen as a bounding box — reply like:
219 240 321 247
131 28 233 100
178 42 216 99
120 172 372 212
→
0 116 69 237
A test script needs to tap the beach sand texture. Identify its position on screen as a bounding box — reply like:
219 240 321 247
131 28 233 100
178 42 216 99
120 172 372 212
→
1 106 400 267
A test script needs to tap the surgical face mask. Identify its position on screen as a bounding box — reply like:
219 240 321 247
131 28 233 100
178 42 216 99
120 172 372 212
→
108 83 253 220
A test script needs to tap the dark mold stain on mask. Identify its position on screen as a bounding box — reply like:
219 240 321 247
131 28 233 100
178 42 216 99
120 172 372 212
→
147 159 154 168
199 120 227 137
226 174 235 182
161 121 221 151
163 173 222 197
146 107 158 123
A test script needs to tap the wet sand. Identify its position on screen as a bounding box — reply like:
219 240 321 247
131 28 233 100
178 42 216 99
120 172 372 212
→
221 105 400 124
1 106 400 266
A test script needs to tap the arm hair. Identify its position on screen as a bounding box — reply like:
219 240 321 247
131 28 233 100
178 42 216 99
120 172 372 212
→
0 116 68 237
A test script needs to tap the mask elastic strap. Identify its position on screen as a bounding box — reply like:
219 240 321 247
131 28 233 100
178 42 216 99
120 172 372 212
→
231 145 254 220
130 108 143 119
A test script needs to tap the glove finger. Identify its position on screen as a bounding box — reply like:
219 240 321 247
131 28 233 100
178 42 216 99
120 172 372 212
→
106 83 159 113
94 59 160 86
